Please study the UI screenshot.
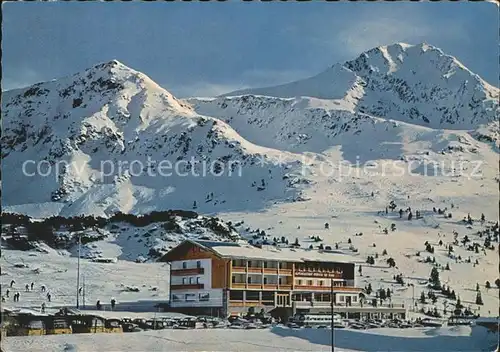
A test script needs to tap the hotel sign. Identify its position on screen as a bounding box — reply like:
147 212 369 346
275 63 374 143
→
295 270 342 278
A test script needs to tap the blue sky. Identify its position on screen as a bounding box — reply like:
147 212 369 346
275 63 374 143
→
2 1 498 97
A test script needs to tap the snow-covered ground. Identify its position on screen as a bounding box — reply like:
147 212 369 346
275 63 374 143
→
1 248 170 312
2 325 496 352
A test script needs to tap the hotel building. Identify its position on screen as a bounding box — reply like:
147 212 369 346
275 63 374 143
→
161 239 377 318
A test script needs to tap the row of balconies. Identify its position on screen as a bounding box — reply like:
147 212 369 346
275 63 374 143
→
231 266 293 275
231 283 293 290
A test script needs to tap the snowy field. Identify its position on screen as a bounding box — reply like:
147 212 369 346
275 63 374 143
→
1 248 170 312
2 325 495 352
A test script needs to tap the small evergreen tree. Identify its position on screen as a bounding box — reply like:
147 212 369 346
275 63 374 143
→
382 249 388 256
420 291 426 303
475 291 483 305
445 263 450 270
429 267 441 289
379 288 387 300
485 281 491 289
476 283 480 292
386 257 396 268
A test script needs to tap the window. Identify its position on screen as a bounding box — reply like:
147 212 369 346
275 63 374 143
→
196 261 201 268
297 280 302 285
352 296 358 302
185 294 196 302
263 277 268 284
339 296 345 302
278 278 283 285
199 293 210 302
182 278 187 285
307 280 313 286
319 280 324 286
247 277 252 284
189 277 194 284
196 277 201 284
172 294 182 302
232 276 236 283
182 262 187 269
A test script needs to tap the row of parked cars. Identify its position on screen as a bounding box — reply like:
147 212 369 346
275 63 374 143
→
119 315 276 332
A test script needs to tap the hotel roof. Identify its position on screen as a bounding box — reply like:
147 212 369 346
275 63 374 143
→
183 239 360 264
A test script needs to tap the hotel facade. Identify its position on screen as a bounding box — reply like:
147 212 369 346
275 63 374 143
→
161 240 381 318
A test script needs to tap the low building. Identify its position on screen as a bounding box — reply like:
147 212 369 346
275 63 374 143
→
161 239 400 318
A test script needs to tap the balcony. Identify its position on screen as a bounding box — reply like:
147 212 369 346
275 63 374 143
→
263 268 278 274
171 268 204 276
231 283 246 289
247 267 262 274
171 284 204 290
277 284 292 291
247 283 263 289
294 285 362 292
279 269 292 275
263 284 278 290
232 266 246 273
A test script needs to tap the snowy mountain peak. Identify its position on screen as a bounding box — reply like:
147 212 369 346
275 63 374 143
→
224 42 498 129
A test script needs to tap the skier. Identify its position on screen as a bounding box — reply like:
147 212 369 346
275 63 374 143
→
10 280 15 287
47 292 51 302
41 285 46 292
78 287 83 295
41 302 46 313
96 300 102 310
25 284 29 292
5 289 9 298
31 282 34 291
110 298 116 310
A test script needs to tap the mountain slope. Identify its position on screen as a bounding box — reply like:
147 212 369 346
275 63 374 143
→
224 43 499 129
1 60 306 217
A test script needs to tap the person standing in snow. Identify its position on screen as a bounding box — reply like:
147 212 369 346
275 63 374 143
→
110 298 116 310
10 280 15 287
47 292 51 302
25 284 29 292
5 289 9 298
96 300 102 310
31 282 34 291
41 302 46 313
41 285 46 292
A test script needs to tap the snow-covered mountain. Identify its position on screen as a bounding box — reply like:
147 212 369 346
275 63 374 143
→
223 43 498 130
2 43 498 219
2 60 305 217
